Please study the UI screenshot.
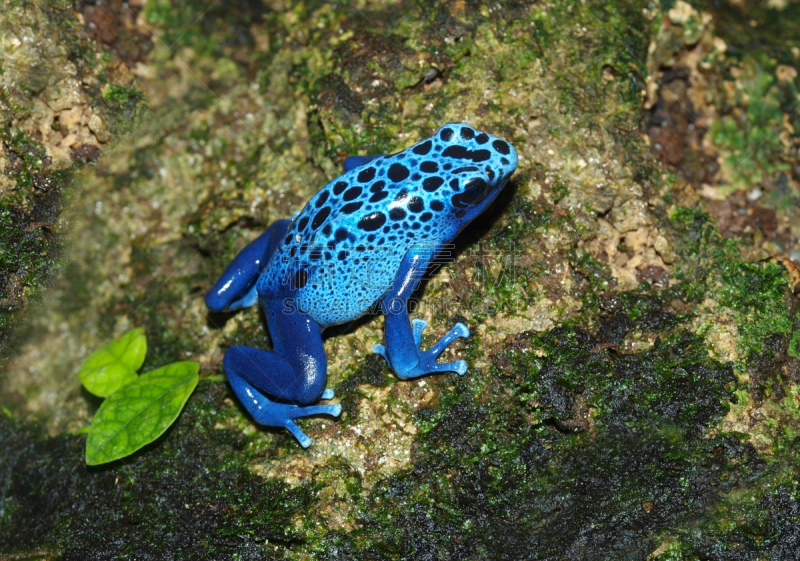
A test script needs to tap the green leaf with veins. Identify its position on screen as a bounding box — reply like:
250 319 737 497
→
85 361 199 465
78 328 147 397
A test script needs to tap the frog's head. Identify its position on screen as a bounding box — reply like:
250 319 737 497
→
413 123 518 231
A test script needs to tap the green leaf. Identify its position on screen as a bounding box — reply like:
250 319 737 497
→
85 361 199 465
79 328 147 397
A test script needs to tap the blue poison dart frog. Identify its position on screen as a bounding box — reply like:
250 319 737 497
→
206 124 518 447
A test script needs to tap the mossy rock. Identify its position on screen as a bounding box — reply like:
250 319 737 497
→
1 0 800 559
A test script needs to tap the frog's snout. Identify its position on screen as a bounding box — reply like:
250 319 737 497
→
506 142 519 173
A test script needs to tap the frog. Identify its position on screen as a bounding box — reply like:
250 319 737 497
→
206 123 518 447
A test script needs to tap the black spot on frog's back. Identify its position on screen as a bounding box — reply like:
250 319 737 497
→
388 163 410 182
343 187 362 201
358 167 376 183
312 206 331 229
358 212 387 231
492 139 511 155
442 145 491 163
407 197 424 213
341 202 363 214
412 139 432 155
423 176 444 192
369 181 389 203
334 228 351 244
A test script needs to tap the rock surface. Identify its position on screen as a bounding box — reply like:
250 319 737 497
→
0 0 145 354
1 0 799 559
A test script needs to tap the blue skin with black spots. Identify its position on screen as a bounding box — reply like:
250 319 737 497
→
206 124 518 447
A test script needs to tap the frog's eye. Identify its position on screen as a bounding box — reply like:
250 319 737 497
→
463 179 490 203
451 178 490 210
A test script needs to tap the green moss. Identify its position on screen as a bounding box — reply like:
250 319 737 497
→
789 327 800 361
570 251 615 313
471 255 537 318
666 206 793 358
709 63 796 190
142 0 180 28
320 325 746 558
539 0 648 131
143 0 224 56
102 84 143 105
717 260 793 353
667 205 727 257
0 383 319 558
0 124 70 346
665 460 800 557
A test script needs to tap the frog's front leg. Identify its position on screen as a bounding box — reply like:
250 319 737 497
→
343 153 385 172
373 248 470 379
223 299 341 447
206 219 291 312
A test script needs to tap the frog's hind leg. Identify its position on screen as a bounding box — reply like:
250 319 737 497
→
222 304 340 447
205 218 291 312
224 361 341 447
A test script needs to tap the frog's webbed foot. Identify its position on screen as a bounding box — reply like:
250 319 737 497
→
374 319 470 380
280 402 342 449
281 396 341 448
230 374 341 448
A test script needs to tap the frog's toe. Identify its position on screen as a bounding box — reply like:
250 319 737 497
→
284 421 312 448
426 322 470 359
408 323 469 377
321 388 335 400
227 284 258 310
289 403 342 419
419 357 468 376
412 318 428 346
372 343 388 361
282 403 341 447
